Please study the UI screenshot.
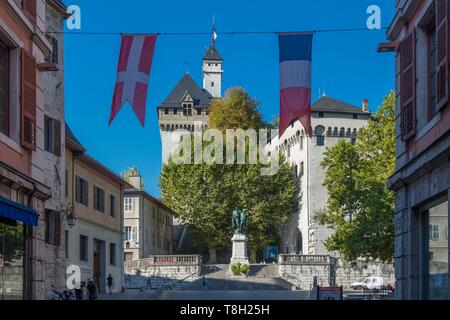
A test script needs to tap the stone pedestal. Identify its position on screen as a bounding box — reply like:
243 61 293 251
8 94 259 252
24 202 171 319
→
230 234 249 265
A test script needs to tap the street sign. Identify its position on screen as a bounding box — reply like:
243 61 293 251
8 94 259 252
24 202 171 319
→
317 286 343 300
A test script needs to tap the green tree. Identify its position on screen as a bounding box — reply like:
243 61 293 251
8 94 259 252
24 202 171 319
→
209 87 264 131
160 88 296 262
318 91 396 263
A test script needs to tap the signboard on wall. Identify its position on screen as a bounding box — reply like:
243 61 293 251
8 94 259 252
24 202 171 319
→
317 286 343 300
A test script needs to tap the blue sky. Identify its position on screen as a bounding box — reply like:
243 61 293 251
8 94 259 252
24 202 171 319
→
63 0 395 197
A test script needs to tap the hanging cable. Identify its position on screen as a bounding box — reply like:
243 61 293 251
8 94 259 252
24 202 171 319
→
41 27 388 36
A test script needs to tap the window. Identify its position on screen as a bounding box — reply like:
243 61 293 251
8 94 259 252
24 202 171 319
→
110 194 115 217
0 40 9 136
124 197 133 212
300 162 304 176
173 108 178 115
421 200 448 300
318 111 324 118
45 36 58 64
197 109 202 115
44 116 61 156
430 224 440 241
109 243 116 265
183 103 192 116
164 108 169 115
65 169 68 198
293 165 298 178
317 136 325 146
428 21 438 120
75 176 88 206
132 226 138 242
353 114 358 119
65 230 69 259
299 136 304 150
93 186 105 212
211 81 215 87
124 226 132 241
79 235 88 261
45 210 60 246
124 252 133 261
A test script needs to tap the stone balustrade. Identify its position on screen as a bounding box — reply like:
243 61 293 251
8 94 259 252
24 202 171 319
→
278 254 332 265
124 255 202 273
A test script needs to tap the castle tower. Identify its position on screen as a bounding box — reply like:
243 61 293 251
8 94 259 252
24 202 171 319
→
202 38 223 98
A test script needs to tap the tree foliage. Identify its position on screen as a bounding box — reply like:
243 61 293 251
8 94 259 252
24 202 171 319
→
160 88 296 261
208 88 265 131
318 91 396 263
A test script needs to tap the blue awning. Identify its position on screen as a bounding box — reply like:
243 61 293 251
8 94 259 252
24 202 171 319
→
0 195 39 226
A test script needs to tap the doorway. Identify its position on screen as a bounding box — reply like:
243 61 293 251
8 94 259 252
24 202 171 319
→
93 239 106 294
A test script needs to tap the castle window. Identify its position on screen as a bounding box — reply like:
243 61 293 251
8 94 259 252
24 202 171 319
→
315 126 326 146
183 103 192 116
174 108 178 115
164 108 169 115
197 109 202 115
353 114 358 119
319 111 324 118
300 162 304 176
211 81 215 87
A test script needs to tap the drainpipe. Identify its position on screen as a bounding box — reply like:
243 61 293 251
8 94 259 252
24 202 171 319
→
120 184 125 292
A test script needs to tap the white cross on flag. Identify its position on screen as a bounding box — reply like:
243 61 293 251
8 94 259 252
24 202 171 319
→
109 34 157 126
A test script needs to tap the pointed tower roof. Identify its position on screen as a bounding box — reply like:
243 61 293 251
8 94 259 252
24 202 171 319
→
203 46 222 61
159 73 212 108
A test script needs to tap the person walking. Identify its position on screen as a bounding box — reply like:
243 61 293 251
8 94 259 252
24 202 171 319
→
202 276 207 290
107 274 114 295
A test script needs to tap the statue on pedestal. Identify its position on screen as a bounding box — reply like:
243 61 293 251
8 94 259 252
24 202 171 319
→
230 209 250 272
232 209 248 236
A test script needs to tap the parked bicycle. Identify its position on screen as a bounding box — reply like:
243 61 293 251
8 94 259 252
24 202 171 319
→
46 285 76 300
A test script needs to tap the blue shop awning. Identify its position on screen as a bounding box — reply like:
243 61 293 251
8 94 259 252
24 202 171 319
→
0 195 39 226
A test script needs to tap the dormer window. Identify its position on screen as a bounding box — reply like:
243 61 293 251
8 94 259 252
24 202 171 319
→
211 81 215 87
183 103 192 116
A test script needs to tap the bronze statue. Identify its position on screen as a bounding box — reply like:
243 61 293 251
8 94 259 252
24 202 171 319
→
232 209 248 235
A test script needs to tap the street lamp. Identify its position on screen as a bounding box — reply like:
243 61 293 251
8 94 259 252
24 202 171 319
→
63 203 77 227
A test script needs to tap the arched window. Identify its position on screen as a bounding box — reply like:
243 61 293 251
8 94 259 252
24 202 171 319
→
327 127 332 137
346 128 351 137
333 127 338 136
339 127 345 137
315 125 326 146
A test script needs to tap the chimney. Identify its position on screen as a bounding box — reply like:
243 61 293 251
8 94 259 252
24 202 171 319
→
129 174 142 190
362 99 369 112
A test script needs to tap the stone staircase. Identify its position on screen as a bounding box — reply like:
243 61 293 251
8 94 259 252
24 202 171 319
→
181 264 293 291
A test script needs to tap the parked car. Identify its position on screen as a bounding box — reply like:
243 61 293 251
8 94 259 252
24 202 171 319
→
350 277 385 290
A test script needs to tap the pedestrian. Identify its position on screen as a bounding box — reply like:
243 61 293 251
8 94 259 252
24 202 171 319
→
202 276 207 290
75 281 85 300
107 274 114 295
87 279 97 300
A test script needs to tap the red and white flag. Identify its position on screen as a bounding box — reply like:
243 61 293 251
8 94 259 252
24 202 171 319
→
109 34 157 126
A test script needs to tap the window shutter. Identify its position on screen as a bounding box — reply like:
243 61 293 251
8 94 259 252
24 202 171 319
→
436 0 449 111
44 211 50 243
55 120 61 157
400 28 417 140
22 0 37 24
21 48 37 150
54 211 61 247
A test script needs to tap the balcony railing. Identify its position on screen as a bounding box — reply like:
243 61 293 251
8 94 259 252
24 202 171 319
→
278 254 331 265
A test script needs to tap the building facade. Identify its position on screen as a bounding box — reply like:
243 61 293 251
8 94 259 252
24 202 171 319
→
0 0 67 300
386 0 450 300
123 172 174 261
65 125 126 294
267 96 371 256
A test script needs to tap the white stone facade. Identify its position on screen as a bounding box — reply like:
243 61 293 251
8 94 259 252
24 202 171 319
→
266 96 371 257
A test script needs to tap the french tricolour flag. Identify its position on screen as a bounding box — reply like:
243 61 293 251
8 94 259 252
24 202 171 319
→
278 33 313 137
